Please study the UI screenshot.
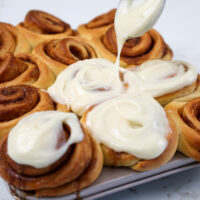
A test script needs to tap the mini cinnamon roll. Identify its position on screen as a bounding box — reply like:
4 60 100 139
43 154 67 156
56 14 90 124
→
91 25 173 67
17 10 74 48
0 111 103 197
33 36 98 76
0 23 31 57
81 93 178 171
125 60 198 106
77 9 116 40
0 52 55 89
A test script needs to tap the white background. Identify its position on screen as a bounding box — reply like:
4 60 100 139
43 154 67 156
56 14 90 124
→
0 0 200 199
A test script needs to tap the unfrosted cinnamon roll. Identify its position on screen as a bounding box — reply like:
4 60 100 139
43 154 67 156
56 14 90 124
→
125 60 198 106
48 58 129 116
33 36 98 76
17 10 74 48
165 97 200 162
0 23 31 57
0 85 54 138
77 9 116 40
81 93 178 171
91 25 173 67
0 52 55 89
0 111 103 197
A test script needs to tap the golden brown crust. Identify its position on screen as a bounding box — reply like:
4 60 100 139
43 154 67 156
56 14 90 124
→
77 9 116 40
0 85 55 139
101 144 139 167
91 26 173 67
17 10 74 48
132 115 178 171
156 74 200 107
81 106 178 171
173 75 200 102
0 23 31 57
36 134 103 197
0 53 55 89
165 97 200 161
55 103 70 113
156 80 198 107
32 36 99 76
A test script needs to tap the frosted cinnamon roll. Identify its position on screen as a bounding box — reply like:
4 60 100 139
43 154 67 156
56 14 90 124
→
33 36 98 76
0 23 31 57
81 93 178 171
0 111 103 197
165 97 200 162
48 58 128 116
0 85 54 139
77 9 116 40
0 52 55 89
92 25 173 67
125 60 198 106
17 10 74 48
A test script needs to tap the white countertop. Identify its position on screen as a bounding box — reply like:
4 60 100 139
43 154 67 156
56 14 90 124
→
0 0 200 199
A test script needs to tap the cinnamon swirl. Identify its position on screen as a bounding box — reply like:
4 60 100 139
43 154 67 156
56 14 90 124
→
77 9 116 40
0 85 54 138
0 53 55 89
92 25 173 67
0 23 31 57
33 36 98 76
17 10 74 48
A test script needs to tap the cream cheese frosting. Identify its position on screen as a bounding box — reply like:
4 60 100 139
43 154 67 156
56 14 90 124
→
7 111 84 168
114 0 166 65
85 93 170 159
125 60 198 97
48 59 128 116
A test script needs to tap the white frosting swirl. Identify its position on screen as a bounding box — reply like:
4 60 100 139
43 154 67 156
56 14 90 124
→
48 59 127 116
85 93 170 159
125 60 198 97
7 111 84 168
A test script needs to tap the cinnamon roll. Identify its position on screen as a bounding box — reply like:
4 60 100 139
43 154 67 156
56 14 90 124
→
125 60 198 106
81 93 178 171
91 25 173 67
0 23 31 57
0 85 54 139
165 97 200 162
33 36 98 76
0 52 55 89
48 58 129 116
17 10 74 48
77 9 116 40
0 111 103 197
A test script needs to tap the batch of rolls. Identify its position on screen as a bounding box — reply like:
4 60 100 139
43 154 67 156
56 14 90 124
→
0 8 200 198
